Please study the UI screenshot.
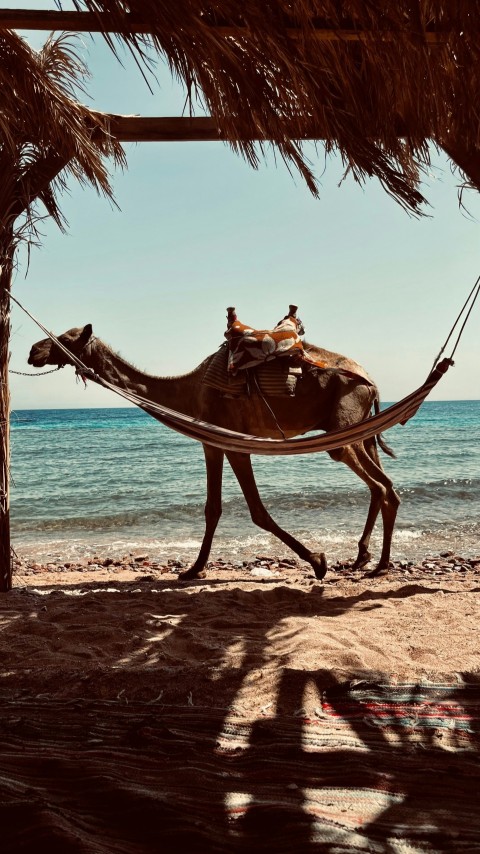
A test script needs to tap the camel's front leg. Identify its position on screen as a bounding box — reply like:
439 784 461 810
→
226 451 327 580
178 445 224 581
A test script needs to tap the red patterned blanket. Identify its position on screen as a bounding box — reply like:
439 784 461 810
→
225 305 367 383
225 305 314 374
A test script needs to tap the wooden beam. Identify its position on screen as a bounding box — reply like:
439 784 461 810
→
0 9 444 43
105 115 412 143
108 116 224 143
8 152 71 222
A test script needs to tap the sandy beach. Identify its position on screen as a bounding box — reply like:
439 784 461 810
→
5 549 480 707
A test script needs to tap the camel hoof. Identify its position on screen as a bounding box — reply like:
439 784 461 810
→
364 564 389 579
352 551 372 570
310 552 327 581
178 568 207 582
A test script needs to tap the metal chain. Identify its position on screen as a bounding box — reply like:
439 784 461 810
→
9 367 63 377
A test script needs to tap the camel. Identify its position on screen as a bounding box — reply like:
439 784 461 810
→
28 323 400 581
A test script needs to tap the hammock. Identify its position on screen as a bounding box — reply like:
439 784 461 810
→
9 281 477 456
85 357 453 456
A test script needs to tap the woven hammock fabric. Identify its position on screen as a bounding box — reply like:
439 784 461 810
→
97 358 453 456
1 681 479 852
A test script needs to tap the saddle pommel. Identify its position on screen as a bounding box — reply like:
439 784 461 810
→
282 304 304 336
226 306 237 328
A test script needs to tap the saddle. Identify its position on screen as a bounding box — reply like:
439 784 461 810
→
224 305 312 374
202 305 368 398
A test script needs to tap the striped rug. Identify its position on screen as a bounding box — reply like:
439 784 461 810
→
1 680 479 852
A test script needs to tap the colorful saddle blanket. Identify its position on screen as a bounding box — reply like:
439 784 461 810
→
225 308 325 375
202 306 372 397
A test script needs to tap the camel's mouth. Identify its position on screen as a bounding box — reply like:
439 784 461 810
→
28 346 49 367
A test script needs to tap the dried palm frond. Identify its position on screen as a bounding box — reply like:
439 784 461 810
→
53 0 480 213
0 29 125 245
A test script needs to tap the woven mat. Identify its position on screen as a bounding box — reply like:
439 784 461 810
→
1 681 480 852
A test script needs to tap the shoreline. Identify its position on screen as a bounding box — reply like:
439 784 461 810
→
12 548 480 588
11 520 480 573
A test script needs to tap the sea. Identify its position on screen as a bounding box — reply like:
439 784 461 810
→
9 401 480 566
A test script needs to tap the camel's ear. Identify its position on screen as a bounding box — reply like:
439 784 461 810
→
79 323 93 344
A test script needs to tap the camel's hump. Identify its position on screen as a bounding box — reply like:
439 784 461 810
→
304 343 373 385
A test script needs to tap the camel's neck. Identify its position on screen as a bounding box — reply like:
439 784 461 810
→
80 338 201 415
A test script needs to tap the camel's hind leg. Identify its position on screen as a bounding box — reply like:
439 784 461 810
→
358 440 400 575
226 451 327 580
331 441 399 574
179 445 224 581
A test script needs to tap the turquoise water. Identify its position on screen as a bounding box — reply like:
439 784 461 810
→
9 401 480 564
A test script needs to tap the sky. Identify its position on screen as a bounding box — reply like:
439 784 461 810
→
6 1 480 409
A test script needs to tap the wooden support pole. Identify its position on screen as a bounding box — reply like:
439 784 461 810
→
0 152 71 592
0 235 13 593
0 151 15 593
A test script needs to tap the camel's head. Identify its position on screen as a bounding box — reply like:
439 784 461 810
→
28 324 93 368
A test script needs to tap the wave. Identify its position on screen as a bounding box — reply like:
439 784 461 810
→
224 478 480 512
11 474 480 532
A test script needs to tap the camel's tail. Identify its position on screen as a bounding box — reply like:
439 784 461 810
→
373 396 396 458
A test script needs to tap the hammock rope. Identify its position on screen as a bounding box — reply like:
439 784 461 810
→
6 280 477 456
430 274 480 370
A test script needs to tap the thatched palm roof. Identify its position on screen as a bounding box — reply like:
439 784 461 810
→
0 28 125 244
50 0 480 213
2 1 480 219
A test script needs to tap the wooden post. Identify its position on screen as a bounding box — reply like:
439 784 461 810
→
0 234 13 592
0 154 71 592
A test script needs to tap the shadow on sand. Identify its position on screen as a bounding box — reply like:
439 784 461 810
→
0 578 479 852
